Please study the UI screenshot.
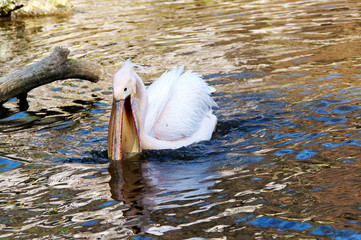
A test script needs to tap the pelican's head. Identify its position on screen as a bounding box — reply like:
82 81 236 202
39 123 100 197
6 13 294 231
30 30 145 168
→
108 61 141 160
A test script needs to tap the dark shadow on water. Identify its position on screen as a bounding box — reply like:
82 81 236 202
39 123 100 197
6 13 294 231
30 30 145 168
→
63 150 109 164
62 144 215 164
140 144 214 162
0 105 13 119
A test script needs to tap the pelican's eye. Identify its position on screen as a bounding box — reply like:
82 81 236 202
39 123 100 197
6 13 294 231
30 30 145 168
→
124 88 127 91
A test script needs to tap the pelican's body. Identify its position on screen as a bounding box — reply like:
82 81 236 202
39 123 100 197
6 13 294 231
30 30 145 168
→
108 61 218 160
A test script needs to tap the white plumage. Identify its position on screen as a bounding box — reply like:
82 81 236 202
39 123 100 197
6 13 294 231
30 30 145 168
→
145 65 218 141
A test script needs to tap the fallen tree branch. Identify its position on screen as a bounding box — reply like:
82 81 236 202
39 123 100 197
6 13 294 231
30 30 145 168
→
0 46 103 106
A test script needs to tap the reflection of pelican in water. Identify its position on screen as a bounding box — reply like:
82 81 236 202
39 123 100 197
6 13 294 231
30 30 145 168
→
108 154 219 234
108 157 147 234
108 60 218 160
108 157 146 202
108 153 218 214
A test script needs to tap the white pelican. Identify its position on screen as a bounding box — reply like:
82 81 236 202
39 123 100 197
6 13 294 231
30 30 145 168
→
108 60 218 160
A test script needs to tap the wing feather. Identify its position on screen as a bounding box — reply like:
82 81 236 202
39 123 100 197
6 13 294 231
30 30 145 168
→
145 66 217 141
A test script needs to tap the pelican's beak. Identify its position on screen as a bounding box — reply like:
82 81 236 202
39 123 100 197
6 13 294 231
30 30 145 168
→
108 94 141 160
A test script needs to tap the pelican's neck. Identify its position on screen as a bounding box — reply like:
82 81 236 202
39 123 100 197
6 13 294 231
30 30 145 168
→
134 74 148 130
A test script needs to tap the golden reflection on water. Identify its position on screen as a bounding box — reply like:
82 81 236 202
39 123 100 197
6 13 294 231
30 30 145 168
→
0 0 361 239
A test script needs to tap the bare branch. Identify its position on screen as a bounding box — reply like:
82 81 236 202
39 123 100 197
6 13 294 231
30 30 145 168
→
0 46 103 105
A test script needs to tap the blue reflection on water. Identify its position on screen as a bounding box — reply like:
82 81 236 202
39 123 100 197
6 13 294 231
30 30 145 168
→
246 217 361 239
305 115 348 125
91 108 104 114
0 112 31 121
274 149 297 156
332 105 361 114
295 149 317 159
81 219 99 226
53 121 72 130
247 216 312 231
275 132 328 148
52 87 62 92
0 158 21 172
322 139 361 148
311 225 361 239
50 194 63 198
98 201 117 208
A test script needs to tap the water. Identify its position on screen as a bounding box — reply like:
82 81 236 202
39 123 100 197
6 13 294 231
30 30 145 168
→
1 0 361 239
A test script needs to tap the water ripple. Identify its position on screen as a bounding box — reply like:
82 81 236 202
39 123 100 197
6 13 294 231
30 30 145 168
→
1 0 361 239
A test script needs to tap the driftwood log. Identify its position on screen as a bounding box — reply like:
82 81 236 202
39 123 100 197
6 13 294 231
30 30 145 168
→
0 46 103 107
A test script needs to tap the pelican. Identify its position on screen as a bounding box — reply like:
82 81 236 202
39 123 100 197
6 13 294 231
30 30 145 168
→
108 60 218 160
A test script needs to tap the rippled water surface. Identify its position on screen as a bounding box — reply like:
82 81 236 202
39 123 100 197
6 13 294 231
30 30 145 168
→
1 0 361 239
